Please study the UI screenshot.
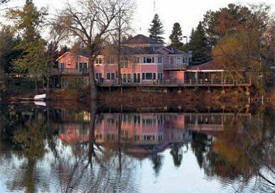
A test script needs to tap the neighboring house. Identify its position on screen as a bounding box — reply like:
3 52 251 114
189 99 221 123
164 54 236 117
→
53 34 190 88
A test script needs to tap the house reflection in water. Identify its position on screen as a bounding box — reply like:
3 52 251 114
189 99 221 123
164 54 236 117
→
57 111 251 158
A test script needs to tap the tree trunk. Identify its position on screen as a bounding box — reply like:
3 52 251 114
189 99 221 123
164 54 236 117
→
88 57 98 101
88 100 97 163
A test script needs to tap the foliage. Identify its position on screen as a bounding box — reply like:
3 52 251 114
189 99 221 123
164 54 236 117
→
5 1 48 91
189 22 211 64
148 14 164 43
169 22 183 49
67 78 85 90
212 30 265 92
201 4 269 48
0 26 22 74
199 3 272 72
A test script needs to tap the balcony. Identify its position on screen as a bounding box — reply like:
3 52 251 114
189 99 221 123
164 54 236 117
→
163 63 188 71
51 68 89 76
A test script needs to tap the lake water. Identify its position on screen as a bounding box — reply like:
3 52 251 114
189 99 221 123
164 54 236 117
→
0 103 274 193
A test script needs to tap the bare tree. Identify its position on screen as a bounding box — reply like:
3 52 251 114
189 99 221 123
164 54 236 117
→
55 0 135 100
110 0 134 85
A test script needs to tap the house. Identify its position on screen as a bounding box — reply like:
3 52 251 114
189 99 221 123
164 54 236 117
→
53 34 190 88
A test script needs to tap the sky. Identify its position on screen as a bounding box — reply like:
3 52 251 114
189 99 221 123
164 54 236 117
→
1 0 275 43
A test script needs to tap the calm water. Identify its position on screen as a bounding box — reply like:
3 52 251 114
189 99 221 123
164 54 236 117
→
0 103 274 193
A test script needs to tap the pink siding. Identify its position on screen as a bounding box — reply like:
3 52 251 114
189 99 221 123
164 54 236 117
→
57 52 188 85
165 71 185 83
58 53 88 69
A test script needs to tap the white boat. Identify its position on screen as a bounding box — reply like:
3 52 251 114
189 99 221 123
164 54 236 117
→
34 101 46 106
34 94 46 101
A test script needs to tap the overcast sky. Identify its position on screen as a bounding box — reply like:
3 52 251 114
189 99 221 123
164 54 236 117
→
1 0 275 43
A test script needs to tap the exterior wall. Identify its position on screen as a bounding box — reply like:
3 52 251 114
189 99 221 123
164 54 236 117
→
58 53 89 69
165 71 185 83
57 51 189 86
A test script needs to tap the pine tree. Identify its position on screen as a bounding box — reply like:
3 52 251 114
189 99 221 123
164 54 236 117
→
189 22 211 65
148 14 164 43
169 22 183 49
6 1 48 92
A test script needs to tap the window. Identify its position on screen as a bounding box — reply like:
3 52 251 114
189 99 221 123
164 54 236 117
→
158 73 163 80
96 73 102 80
142 73 156 80
133 73 140 83
96 58 103 64
122 74 127 83
107 73 111 80
182 57 186 63
60 63 65 69
121 57 128 68
127 74 131 81
111 73 115 80
158 56 163 63
177 57 182 65
79 63 88 72
107 56 115 64
146 73 152 80
170 56 174 65
133 57 139 63
143 56 155 63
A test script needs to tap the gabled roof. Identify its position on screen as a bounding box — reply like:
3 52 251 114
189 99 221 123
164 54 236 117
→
187 60 224 71
56 50 89 61
122 34 162 45
165 47 187 55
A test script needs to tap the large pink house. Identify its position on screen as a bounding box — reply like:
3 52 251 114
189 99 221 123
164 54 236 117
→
53 34 191 88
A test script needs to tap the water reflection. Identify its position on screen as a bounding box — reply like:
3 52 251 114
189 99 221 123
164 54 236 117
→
0 103 274 193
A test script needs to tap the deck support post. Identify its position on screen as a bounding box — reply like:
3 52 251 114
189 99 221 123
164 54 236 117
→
245 86 250 104
195 72 198 83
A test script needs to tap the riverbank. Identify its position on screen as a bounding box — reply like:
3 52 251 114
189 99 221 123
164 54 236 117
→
3 86 274 111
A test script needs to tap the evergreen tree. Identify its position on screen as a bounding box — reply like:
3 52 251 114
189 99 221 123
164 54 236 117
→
148 14 164 43
0 26 22 74
169 22 183 49
189 22 211 65
6 0 48 92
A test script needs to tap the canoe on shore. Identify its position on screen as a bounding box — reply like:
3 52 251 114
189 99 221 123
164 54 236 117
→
34 94 46 101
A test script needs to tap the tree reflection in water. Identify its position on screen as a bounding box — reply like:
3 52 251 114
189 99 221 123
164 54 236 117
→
0 103 274 193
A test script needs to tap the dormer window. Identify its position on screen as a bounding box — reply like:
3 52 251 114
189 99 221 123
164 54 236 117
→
176 57 182 65
96 58 103 64
133 57 139 63
121 56 128 68
143 56 154 63
182 57 186 64
170 57 174 65
158 56 163 64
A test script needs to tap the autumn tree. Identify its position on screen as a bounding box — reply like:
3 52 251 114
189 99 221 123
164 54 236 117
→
148 14 164 43
6 0 48 92
202 3 269 49
211 4 272 93
55 0 135 100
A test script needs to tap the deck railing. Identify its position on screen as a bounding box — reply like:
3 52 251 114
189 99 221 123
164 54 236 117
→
51 68 88 75
98 78 251 87
163 64 188 70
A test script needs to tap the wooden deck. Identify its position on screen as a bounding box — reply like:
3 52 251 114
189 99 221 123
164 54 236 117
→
98 80 252 88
